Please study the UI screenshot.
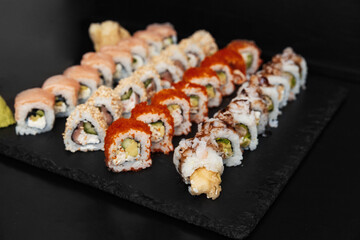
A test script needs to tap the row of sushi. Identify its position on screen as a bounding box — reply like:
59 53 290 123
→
172 47 308 200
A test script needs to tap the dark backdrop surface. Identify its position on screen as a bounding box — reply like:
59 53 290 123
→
1 0 360 239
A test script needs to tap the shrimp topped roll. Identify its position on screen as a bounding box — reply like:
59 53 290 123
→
189 30 218 56
14 88 55 135
42 75 80 118
173 137 224 200
63 65 101 104
146 23 177 48
131 102 174 154
104 118 152 172
117 37 149 71
63 104 107 152
133 30 163 57
152 89 191 136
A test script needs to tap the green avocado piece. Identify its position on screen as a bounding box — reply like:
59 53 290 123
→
189 95 199 108
167 104 181 113
236 123 251 148
143 78 153 88
263 95 274 112
284 72 296 89
205 84 215 99
121 138 139 157
83 121 97 135
150 120 164 128
216 138 233 158
0 96 15 128
245 54 253 69
121 88 133 101
216 71 227 85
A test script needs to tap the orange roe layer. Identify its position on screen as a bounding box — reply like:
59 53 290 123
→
182 67 219 82
151 89 190 106
213 49 246 75
200 55 230 69
227 39 262 54
172 81 207 98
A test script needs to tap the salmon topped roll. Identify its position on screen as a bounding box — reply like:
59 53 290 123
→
213 48 247 85
179 38 205 68
63 65 101 104
183 67 222 108
99 45 133 87
87 86 122 126
189 30 218 56
117 37 149 71
152 89 191 136
150 55 182 88
227 40 262 75
14 88 55 135
131 102 174 154
133 30 163 57
201 55 235 96
104 118 152 172
114 76 147 118
146 22 177 48
133 65 162 99
80 52 116 87
172 81 208 124
42 75 80 117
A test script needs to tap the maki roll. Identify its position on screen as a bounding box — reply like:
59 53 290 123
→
146 23 177 48
133 30 163 57
189 30 218 56
201 55 235 96
197 118 243 167
63 104 107 152
114 76 147 118
215 98 258 151
14 88 55 135
172 81 208 124
173 137 224 200
63 65 101 104
227 40 262 74
104 118 152 172
152 89 191 136
213 48 247 85
160 44 189 75
131 102 174 154
42 75 80 118
87 86 122 126
133 65 162 99
179 38 205 68
183 67 222 108
117 37 149 71
99 45 133 87
81 52 116 87
150 55 182 88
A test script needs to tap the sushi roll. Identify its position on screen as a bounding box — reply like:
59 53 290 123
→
99 45 133 87
189 30 218 56
87 86 123 126
150 55 182 88
133 65 162 99
104 118 152 172
183 67 222 108
215 98 258 151
172 81 208 124
42 75 80 118
160 44 189 75
133 30 163 57
63 104 107 152
63 65 101 104
80 52 116 87
173 137 224 200
14 88 55 135
201 55 235 96
213 48 247 85
131 102 174 154
227 40 262 75
114 76 147 118
196 118 243 167
117 37 149 71
152 89 191 136
146 23 177 48
179 38 205 68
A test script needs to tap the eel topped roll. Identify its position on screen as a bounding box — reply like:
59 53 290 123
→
117 37 149 71
227 40 262 75
201 55 235 96
173 137 224 200
81 52 116 87
133 65 162 99
183 67 222 108
104 118 152 172
87 86 122 126
150 55 182 88
14 88 55 135
146 23 177 48
114 76 147 118
63 104 107 152
42 75 80 118
189 30 218 56
179 38 205 68
152 89 191 136
63 65 101 104
131 102 174 154
133 30 163 57
196 118 243 167
172 81 208 124
99 45 133 88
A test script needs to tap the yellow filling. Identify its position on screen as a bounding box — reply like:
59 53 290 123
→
189 167 222 200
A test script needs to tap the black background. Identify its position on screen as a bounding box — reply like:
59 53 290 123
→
0 0 360 239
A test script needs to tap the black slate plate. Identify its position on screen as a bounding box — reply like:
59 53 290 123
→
0 77 347 239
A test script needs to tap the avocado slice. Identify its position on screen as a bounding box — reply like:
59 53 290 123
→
150 121 165 139
263 95 274 112
121 88 133 100
216 71 227 85
245 54 253 69
28 109 45 121
283 72 296 89
143 78 153 88
236 123 251 148
189 95 199 108
205 84 216 99
83 121 97 135
167 104 181 113
216 138 233 158
121 138 139 157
